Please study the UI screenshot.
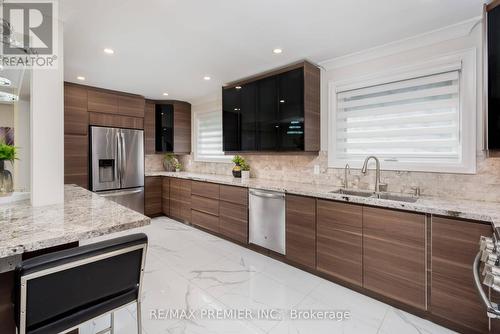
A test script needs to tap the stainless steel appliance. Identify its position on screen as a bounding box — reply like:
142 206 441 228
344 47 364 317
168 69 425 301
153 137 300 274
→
249 189 286 255
474 229 500 320
90 126 144 213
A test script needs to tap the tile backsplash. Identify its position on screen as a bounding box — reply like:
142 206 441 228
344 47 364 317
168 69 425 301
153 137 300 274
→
146 152 500 202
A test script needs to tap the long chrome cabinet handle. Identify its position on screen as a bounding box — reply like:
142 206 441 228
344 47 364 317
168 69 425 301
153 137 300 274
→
249 189 285 199
473 252 500 319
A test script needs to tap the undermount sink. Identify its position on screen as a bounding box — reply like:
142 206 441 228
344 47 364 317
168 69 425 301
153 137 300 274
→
331 189 419 203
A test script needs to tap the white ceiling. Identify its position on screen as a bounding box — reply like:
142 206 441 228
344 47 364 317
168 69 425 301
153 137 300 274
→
61 0 484 103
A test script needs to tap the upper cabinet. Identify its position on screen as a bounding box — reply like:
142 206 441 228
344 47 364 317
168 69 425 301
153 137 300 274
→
222 61 320 153
87 89 144 118
488 4 500 149
149 100 192 154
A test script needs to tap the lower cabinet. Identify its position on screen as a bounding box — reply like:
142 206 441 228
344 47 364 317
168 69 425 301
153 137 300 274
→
431 216 491 333
191 181 220 233
170 179 191 222
219 185 248 244
162 177 170 216
363 207 426 310
144 176 162 216
286 195 316 269
316 200 363 286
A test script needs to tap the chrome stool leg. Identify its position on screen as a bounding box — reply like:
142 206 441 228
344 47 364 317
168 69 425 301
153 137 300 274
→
136 300 142 334
110 312 115 334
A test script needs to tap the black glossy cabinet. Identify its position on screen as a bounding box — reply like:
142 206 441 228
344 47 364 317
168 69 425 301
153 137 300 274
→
222 61 319 152
489 5 500 149
155 104 174 152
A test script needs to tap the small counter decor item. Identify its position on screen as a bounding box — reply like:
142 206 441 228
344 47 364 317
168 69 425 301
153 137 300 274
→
241 161 250 180
232 155 249 178
175 162 182 172
163 153 179 172
0 142 17 196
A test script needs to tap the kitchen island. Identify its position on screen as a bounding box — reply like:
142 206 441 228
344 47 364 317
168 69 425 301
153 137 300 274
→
0 184 151 333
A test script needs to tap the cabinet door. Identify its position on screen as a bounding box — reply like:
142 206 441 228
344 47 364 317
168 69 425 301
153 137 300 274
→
89 112 143 129
155 104 174 152
286 195 315 269
488 6 500 149
256 76 278 150
220 201 248 244
144 102 156 154
363 207 426 310
145 176 162 216
317 200 363 286
118 95 145 118
240 82 257 151
222 87 241 151
173 102 191 154
64 84 88 135
64 134 88 188
162 177 170 216
170 179 191 222
87 90 118 114
431 216 491 333
278 68 304 151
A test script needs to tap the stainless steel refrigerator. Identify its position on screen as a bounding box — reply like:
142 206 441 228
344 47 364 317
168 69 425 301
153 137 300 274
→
90 126 145 213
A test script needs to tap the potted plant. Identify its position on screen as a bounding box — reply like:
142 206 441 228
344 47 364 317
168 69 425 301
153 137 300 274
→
163 153 179 172
0 142 17 195
240 161 250 179
174 162 182 172
232 155 246 178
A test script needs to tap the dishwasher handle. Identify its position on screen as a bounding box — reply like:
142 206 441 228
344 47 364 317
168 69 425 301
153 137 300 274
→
249 189 285 199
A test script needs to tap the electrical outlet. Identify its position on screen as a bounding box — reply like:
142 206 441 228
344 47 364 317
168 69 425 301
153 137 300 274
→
313 165 320 175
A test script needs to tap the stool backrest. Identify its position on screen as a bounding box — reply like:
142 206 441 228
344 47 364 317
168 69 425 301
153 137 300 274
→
14 233 148 334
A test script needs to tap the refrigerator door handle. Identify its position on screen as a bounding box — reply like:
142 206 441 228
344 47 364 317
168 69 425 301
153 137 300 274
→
99 188 143 197
121 131 127 186
116 131 122 183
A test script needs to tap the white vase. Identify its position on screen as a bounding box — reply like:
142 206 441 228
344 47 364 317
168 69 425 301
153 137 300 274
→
241 171 250 179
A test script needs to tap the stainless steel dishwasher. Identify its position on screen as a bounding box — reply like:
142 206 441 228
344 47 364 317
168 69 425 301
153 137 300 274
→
249 189 286 255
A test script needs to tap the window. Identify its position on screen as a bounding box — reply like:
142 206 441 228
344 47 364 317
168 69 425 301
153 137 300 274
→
194 110 231 162
329 51 476 173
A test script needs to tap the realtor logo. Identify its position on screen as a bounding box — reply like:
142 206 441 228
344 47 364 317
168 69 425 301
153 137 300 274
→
2 1 54 55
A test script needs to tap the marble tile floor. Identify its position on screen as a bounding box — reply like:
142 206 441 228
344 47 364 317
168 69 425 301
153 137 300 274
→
79 217 456 334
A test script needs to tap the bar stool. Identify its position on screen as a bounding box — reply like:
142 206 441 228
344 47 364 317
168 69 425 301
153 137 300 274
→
13 233 148 334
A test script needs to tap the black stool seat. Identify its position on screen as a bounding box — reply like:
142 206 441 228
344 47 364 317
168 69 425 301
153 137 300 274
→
14 233 148 334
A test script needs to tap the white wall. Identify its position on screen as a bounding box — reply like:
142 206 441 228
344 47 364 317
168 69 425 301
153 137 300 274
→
30 21 64 206
14 99 30 191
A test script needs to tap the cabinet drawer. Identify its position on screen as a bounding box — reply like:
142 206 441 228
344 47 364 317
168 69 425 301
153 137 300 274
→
220 185 247 205
220 201 247 221
191 181 220 199
192 210 219 233
191 195 219 216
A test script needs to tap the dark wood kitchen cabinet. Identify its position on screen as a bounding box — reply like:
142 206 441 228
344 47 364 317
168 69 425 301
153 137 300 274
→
64 83 89 188
191 181 220 233
222 61 320 153
316 200 363 286
145 176 162 216
162 177 170 216
286 195 316 269
219 185 248 244
431 216 491 333
88 112 144 129
144 101 156 154
88 89 144 118
170 178 191 222
363 207 426 310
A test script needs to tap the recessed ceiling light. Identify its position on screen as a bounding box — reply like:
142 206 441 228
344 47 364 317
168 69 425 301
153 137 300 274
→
76 76 85 81
203 76 211 81
273 48 283 54
103 48 114 54
163 92 169 96
235 86 242 90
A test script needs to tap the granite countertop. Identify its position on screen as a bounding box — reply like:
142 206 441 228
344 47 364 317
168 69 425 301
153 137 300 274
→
147 171 500 236
0 185 151 259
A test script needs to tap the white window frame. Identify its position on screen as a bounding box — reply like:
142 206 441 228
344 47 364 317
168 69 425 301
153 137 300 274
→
193 109 233 163
328 48 477 174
